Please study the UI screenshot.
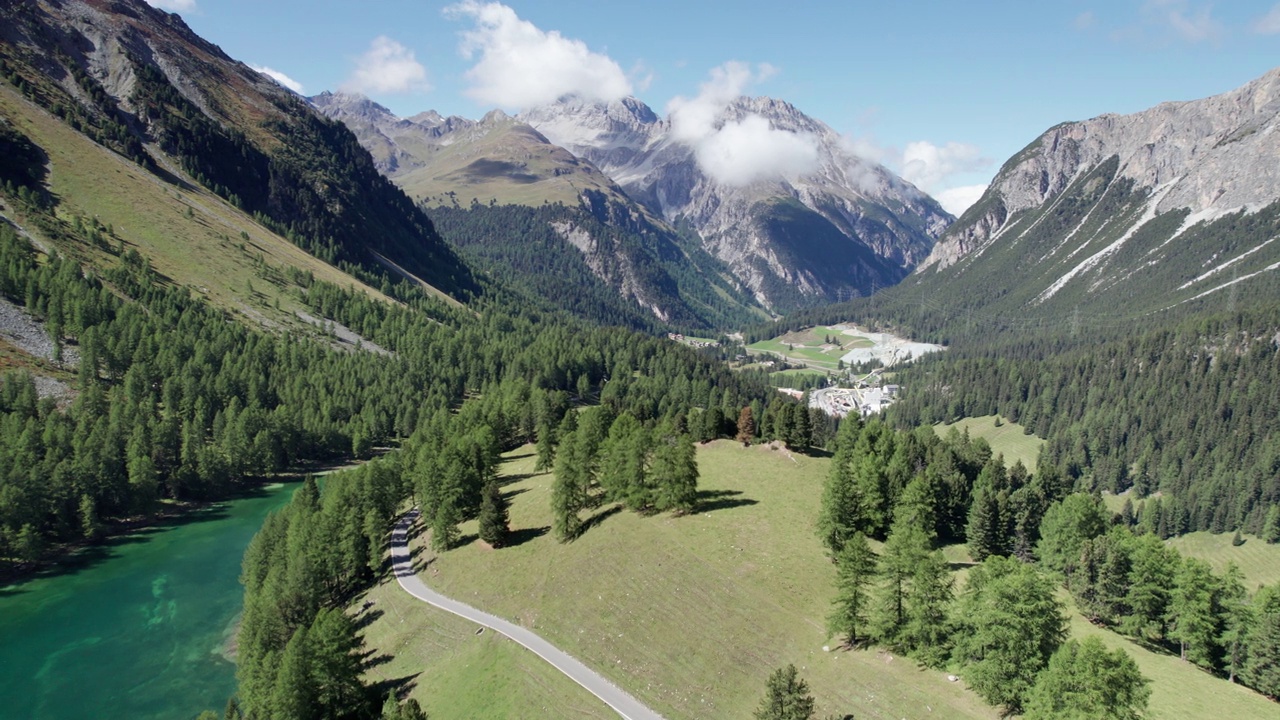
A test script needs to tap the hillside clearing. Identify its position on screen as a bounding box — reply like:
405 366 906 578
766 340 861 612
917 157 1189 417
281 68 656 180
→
934 415 1045 470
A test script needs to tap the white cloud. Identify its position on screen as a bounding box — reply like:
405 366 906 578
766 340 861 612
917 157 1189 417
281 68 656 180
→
342 36 430 95
145 0 196 11
696 115 820 187
900 141 990 194
934 184 989 216
1252 3 1280 34
1073 11 1096 30
667 62 819 186
1142 0 1224 43
446 1 631 108
250 65 304 94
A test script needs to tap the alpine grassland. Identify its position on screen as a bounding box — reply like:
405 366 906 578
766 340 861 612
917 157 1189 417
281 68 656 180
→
934 415 1045 471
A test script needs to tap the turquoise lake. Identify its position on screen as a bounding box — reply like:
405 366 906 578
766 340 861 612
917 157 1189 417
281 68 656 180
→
0 482 296 720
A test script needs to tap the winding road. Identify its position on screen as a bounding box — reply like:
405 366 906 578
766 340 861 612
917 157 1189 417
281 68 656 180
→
390 511 666 720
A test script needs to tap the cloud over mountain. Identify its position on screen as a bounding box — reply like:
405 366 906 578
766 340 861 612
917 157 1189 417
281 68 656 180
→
668 62 819 186
447 1 632 109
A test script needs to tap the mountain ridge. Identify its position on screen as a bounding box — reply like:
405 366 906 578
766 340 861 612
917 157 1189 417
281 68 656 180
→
521 93 952 310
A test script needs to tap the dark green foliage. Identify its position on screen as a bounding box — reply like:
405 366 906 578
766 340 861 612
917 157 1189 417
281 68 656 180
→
1037 494 1108 573
1263 506 1280 544
952 556 1068 713
125 56 476 297
477 480 510 548
237 459 404 719
649 427 699 514
1168 557 1221 666
1023 637 1150 720
551 426 587 541
753 664 816 720
1242 583 1280 698
827 532 877 646
429 202 763 332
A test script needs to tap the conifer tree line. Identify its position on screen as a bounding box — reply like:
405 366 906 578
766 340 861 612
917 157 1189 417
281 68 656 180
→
234 459 429 720
0 207 782 570
820 416 1280 710
547 405 699 541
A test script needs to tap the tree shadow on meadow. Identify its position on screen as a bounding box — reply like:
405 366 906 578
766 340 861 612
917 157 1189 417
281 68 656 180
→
503 525 549 548
368 672 421 703
576 505 623 538
696 489 759 513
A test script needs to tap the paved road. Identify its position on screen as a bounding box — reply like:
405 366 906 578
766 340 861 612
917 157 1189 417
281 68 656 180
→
390 511 666 720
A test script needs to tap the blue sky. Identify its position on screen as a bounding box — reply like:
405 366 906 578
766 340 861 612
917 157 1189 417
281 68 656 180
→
151 0 1280 214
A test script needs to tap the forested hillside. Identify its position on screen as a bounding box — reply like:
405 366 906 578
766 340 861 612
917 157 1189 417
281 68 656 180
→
431 201 764 333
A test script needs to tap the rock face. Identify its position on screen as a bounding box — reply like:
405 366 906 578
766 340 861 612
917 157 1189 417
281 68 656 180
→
922 67 1280 274
907 66 1280 317
521 95 952 310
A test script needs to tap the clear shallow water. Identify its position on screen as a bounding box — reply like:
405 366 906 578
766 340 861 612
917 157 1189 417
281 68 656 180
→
0 483 296 720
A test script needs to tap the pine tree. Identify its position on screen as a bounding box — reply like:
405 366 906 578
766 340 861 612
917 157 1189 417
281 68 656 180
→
1218 563 1251 683
551 427 585 541
651 429 699 514
1262 505 1280 544
1121 532 1177 641
1168 557 1220 667
1023 637 1150 720
827 532 877 646
753 664 815 720
735 406 756 446
952 556 1067 713
817 446 860 556
788 400 811 451
1242 583 1280 697
901 549 954 667
966 486 1002 561
477 480 510 548
534 418 556 472
431 494 461 552
871 517 930 644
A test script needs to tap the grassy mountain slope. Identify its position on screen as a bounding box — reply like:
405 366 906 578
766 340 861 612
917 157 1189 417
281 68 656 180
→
0 82 391 331
0 0 475 305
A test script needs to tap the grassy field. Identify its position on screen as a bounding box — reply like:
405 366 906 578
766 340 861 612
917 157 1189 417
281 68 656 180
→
1061 591 1276 720
1167 531 1280 589
365 441 1278 719
353 549 614 719
934 415 1045 470
390 443 1000 720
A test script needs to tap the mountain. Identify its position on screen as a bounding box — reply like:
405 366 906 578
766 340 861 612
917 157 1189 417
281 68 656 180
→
0 0 475 318
911 67 1280 318
310 91 636 210
313 92 767 331
521 95 953 310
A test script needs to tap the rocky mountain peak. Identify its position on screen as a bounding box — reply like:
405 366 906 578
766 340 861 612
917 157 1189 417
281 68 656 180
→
922 65 1280 273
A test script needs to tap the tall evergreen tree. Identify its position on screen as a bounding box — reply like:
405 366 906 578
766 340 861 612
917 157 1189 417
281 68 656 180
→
870 516 930 644
1168 557 1220 666
477 479 510 548
735 406 756 446
551 427 585 542
651 427 698 514
827 532 877 646
1242 583 1280 697
900 549 953 667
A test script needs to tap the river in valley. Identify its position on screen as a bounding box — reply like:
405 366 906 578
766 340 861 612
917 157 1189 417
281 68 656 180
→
0 481 297 720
